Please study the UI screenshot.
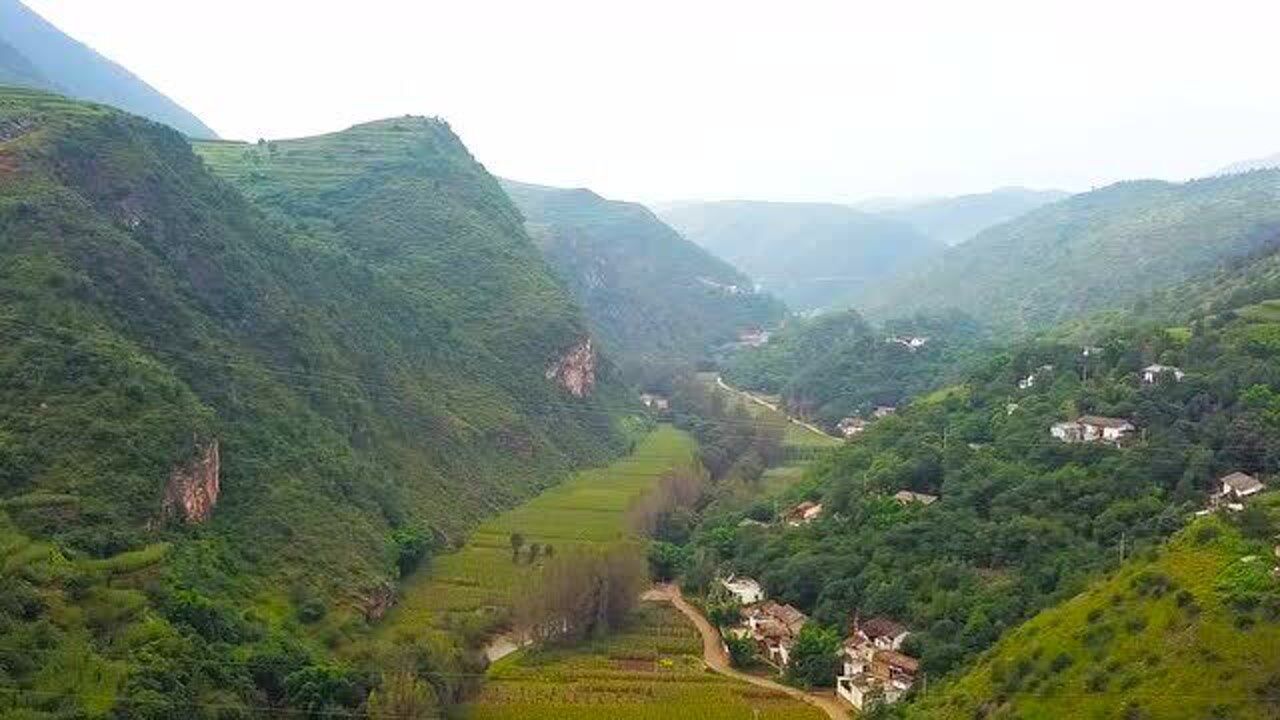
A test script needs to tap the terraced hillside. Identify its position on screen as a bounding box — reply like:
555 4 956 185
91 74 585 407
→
0 88 629 718
502 179 786 369
907 508 1280 720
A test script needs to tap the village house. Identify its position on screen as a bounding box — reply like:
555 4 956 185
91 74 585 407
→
888 336 929 351
1218 471 1265 500
784 500 823 526
738 327 771 348
719 575 765 605
1141 364 1185 384
837 417 868 438
1050 415 1134 445
836 617 919 710
1018 364 1054 389
638 393 669 411
893 490 938 507
872 405 896 419
736 601 808 669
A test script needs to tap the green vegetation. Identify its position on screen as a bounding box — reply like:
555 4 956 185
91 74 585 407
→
502 180 786 371
905 510 1280 719
657 199 941 312
869 171 1280 333
466 601 824 719
725 308 988 426
0 0 216 137
679 294 1280 693
0 87 633 717
371 427 697 648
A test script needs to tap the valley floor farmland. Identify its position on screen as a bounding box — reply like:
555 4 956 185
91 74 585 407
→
464 600 825 720
368 426 698 650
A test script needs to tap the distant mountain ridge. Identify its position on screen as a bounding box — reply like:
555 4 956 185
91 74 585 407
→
876 186 1070 246
502 180 785 371
0 0 217 138
865 171 1280 334
1217 151 1280 175
656 199 942 312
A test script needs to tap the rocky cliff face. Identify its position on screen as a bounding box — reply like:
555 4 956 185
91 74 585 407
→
161 439 220 524
545 337 596 397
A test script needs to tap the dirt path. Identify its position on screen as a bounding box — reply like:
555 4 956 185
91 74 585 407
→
648 583 849 719
715 375 838 441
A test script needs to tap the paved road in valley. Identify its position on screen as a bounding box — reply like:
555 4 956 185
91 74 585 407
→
646 583 850 719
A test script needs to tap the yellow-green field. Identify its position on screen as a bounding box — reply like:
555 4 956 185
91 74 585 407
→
370 426 698 645
464 601 824 720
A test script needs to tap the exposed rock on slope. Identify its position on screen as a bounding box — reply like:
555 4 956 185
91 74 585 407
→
160 439 220 524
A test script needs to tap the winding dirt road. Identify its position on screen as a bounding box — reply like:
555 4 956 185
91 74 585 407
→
646 584 850 719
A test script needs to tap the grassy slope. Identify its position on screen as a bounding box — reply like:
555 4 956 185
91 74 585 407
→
466 596 823 719
909 506 1280 720
370 427 697 650
0 88 629 716
869 172 1280 334
878 187 1070 247
502 179 786 367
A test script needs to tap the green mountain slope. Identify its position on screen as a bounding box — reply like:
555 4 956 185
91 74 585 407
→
656 200 941 312
878 187 1070 246
0 88 628 718
907 510 1280 720
866 172 1280 334
501 179 786 370
690 291 1280 689
723 309 988 425
0 0 216 138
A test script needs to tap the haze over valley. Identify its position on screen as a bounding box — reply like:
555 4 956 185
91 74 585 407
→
2 3 1280 719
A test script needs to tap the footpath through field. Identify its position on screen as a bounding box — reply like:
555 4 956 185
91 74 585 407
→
647 583 850 720
714 375 840 444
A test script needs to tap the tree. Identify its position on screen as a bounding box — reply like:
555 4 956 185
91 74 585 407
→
786 624 841 688
648 541 686 581
516 542 647 645
724 633 756 668
366 670 437 719
509 532 525 563
527 542 542 564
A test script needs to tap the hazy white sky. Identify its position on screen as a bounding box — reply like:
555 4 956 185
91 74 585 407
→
24 0 1280 203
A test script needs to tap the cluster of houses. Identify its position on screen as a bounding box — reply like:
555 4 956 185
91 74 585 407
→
718 575 920 711
836 405 896 439
837 616 920 710
1050 415 1135 445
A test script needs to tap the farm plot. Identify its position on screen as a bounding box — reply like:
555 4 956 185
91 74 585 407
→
373 426 699 641
464 601 824 720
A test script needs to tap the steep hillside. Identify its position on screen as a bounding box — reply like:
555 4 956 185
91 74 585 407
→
868 171 1280 334
878 187 1069 246
501 179 785 371
681 295 1280 688
657 200 941 312
907 511 1280 720
0 0 216 138
0 88 628 718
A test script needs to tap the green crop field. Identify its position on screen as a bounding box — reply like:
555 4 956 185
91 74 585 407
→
369 426 699 646
1237 298 1280 323
464 601 824 720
